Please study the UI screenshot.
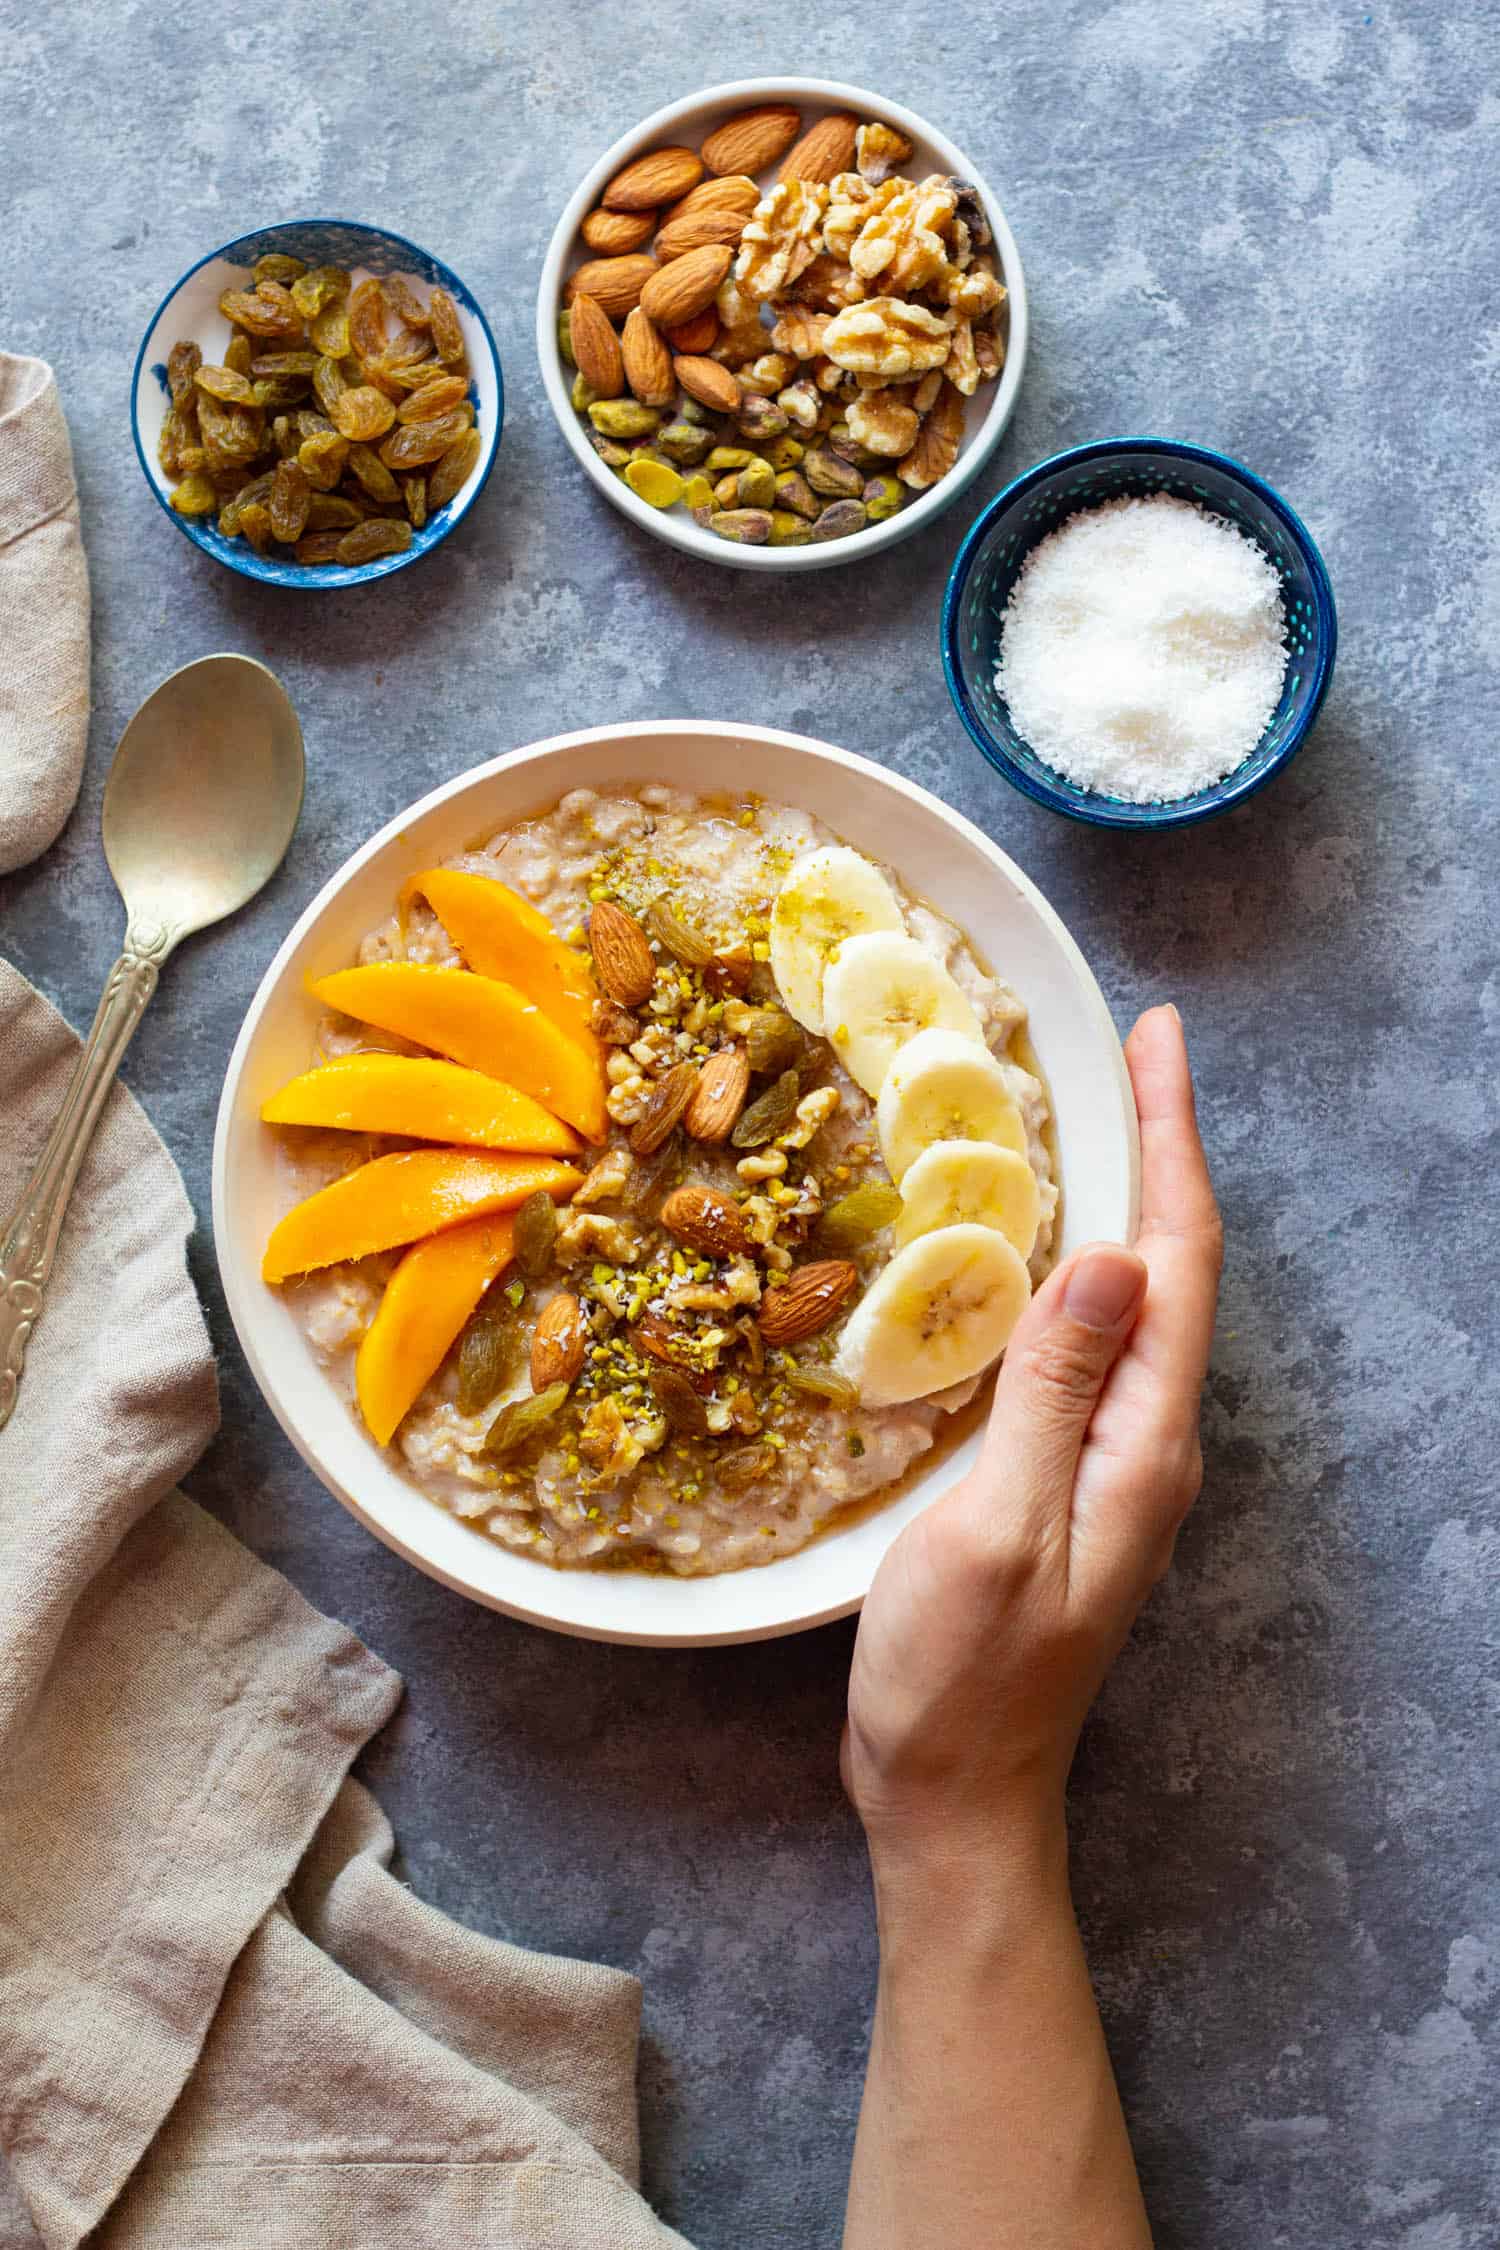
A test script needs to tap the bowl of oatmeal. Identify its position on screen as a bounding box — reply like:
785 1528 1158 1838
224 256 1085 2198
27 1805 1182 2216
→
214 723 1137 1645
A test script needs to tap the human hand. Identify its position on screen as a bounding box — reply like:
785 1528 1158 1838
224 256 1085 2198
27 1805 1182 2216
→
843 1004 1223 1872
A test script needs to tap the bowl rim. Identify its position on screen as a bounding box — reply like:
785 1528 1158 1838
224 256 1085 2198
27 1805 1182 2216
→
211 719 1140 1646
130 215 504 591
534 75 1030 574
940 434 1339 830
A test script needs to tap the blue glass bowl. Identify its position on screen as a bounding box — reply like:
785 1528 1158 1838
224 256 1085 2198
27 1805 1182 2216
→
941 437 1337 829
132 219 503 589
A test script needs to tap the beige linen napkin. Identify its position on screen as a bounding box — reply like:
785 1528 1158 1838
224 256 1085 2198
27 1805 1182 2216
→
0 355 691 2243
0 968 688 2250
0 356 89 876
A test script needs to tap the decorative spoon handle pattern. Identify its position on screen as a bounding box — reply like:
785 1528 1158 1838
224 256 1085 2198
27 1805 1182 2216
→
0 924 173 1435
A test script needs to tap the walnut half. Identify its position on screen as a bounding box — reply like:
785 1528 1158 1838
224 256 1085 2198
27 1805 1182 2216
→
822 297 953 381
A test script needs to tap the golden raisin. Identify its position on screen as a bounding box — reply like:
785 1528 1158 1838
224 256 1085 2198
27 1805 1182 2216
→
377 409 468 468
297 431 349 489
382 273 431 328
253 252 306 287
335 518 413 564
312 356 346 419
345 442 400 502
427 286 466 366
310 305 351 359
291 265 348 320
268 457 311 542
167 341 201 405
347 279 389 362
396 374 469 422
238 500 274 552
294 530 347 564
403 474 428 527
169 473 216 516
426 427 481 509
331 385 397 441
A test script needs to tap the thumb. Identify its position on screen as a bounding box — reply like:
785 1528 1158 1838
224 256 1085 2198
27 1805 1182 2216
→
984 1242 1147 1504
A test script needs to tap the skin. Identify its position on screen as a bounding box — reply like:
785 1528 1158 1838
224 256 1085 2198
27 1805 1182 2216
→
841 1006 1224 2250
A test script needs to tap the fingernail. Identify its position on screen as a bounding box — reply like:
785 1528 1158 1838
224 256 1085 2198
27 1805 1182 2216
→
1064 1246 1146 1331
1165 1001 1182 1025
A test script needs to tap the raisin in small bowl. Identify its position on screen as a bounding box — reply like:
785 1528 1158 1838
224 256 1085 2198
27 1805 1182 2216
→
132 220 502 589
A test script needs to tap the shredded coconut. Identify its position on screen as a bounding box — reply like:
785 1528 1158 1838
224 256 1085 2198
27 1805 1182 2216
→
994 493 1289 802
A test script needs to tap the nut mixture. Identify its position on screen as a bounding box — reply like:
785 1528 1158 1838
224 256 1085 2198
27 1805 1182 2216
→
285 789 1056 1575
558 102 1007 549
159 256 480 565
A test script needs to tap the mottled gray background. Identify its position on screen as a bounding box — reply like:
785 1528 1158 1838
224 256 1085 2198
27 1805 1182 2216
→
3 1 1498 2243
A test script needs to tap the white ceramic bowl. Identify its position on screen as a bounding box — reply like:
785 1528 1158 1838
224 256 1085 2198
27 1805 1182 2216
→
535 79 1029 573
213 724 1137 1646
133 219 502 589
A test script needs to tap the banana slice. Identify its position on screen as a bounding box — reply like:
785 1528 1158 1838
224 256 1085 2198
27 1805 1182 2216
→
893 1138 1041 1259
768 846 905 1033
875 1027 1026 1183
836 1223 1032 1406
821 933 985 1098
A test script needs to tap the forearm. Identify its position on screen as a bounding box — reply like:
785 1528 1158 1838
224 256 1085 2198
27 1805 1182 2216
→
843 1813 1152 2250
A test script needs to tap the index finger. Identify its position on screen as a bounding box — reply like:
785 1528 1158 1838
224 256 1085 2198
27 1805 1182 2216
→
1122 1004 1223 1405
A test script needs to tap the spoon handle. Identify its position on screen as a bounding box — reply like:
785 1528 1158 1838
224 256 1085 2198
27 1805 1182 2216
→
0 929 170 1435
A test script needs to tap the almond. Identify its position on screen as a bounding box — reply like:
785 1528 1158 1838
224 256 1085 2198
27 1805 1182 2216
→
661 175 760 227
530 1291 587 1390
660 1183 750 1259
564 254 658 320
664 308 720 355
620 307 675 408
683 1046 751 1143
588 897 655 1006
700 104 802 179
580 206 655 254
629 1061 699 1157
777 111 860 186
639 242 734 330
756 1259 859 1345
655 200 754 261
568 292 624 399
673 353 741 414
602 145 704 212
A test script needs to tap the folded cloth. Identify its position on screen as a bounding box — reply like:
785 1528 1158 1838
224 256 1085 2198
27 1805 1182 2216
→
0 976 689 2249
0 357 89 878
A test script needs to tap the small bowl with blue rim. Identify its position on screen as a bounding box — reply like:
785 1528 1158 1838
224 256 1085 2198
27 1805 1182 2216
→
132 219 502 589
941 436 1337 829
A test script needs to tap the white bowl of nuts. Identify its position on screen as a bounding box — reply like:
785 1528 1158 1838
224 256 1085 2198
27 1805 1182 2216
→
213 722 1136 1647
536 79 1028 569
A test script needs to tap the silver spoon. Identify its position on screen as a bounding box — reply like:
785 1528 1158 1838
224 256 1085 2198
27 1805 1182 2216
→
0 653 304 1432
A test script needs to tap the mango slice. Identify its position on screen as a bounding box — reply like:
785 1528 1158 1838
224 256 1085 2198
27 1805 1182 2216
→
356 1213 515 1446
263 1147 578 1282
401 869 600 1051
312 963 608 1143
260 1054 581 1155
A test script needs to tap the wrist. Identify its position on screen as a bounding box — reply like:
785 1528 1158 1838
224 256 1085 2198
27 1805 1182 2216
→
864 1788 1072 1943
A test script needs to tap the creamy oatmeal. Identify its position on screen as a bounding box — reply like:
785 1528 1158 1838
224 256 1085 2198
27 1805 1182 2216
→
269 785 1057 1576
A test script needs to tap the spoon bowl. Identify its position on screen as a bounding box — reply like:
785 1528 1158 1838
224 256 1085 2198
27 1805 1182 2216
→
104 654 306 944
0 654 304 1433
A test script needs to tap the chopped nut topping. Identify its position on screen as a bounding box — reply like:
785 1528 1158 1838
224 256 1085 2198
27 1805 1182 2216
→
573 1148 634 1206
555 1210 644 1267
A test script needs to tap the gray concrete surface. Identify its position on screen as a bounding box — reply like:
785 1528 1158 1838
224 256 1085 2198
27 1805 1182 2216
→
4 3 1498 2242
